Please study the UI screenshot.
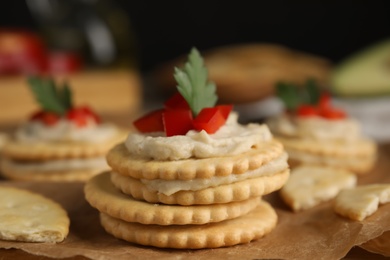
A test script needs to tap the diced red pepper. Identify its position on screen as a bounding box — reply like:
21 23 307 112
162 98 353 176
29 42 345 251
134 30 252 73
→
66 107 90 127
162 109 193 136
30 110 60 126
318 92 331 109
193 107 226 134
133 109 165 133
78 105 101 124
319 108 346 120
296 105 318 117
164 92 190 110
215 104 233 119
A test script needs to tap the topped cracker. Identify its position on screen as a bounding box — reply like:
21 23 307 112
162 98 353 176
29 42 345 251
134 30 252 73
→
0 186 69 243
333 184 390 221
280 165 357 211
1 130 127 161
107 140 284 180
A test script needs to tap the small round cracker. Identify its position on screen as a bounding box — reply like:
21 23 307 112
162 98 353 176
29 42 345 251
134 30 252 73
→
2 130 127 161
99 201 277 249
0 186 69 243
286 148 376 175
85 172 261 225
110 169 290 205
0 158 104 182
107 140 284 180
275 136 376 158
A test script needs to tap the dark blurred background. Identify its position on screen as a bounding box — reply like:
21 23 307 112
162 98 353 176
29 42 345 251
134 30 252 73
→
1 0 389 72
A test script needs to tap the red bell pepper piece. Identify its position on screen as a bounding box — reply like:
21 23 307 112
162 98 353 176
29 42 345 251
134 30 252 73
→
164 92 190 110
30 110 60 126
296 104 318 117
319 108 346 120
162 109 193 136
133 109 165 133
318 93 331 109
193 107 227 134
215 104 233 119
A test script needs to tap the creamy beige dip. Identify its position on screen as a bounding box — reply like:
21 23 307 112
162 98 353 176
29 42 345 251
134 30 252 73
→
6 157 109 172
15 119 118 143
125 112 273 160
267 114 361 141
138 152 288 195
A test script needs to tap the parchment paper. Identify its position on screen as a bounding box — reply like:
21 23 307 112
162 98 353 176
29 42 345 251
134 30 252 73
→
0 145 389 260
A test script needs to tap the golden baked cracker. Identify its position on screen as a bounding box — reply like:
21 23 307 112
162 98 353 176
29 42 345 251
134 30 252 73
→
99 200 277 249
0 158 104 181
280 165 357 211
333 184 390 221
85 172 261 225
286 149 376 175
275 136 376 158
0 186 69 243
111 169 290 205
107 140 284 180
2 130 127 161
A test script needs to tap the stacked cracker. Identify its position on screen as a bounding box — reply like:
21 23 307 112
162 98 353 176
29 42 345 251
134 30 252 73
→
267 81 377 174
0 77 126 182
85 48 290 249
85 139 289 249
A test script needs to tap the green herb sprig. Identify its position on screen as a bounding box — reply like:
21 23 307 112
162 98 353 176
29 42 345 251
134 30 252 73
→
174 47 218 116
276 79 321 111
27 76 73 115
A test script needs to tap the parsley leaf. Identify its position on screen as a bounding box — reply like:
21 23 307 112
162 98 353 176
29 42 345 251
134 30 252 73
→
174 48 218 116
27 76 73 115
276 79 321 111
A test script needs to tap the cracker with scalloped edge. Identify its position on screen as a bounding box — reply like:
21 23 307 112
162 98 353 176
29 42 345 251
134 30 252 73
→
333 184 390 221
280 165 356 211
0 186 69 243
99 200 277 249
106 140 284 180
2 129 127 161
0 157 107 182
85 172 262 225
285 148 376 174
275 136 376 157
110 169 289 205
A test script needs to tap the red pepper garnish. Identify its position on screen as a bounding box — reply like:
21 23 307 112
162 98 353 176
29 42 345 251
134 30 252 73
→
30 110 60 126
133 94 233 136
296 93 346 120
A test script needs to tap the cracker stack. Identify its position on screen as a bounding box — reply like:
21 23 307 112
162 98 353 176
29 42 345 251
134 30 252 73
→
85 139 289 249
1 132 126 181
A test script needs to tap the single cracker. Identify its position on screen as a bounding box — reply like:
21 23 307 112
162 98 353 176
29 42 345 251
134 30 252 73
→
111 169 290 205
2 129 127 161
99 200 277 249
85 172 261 225
280 165 357 211
106 140 284 180
0 158 105 182
0 186 70 243
334 184 390 221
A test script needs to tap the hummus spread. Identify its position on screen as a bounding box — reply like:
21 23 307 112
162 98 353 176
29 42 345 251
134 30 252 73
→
6 157 109 172
15 119 118 143
267 114 361 141
125 112 273 160
139 152 288 195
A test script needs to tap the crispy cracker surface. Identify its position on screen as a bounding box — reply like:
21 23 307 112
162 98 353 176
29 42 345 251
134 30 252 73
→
280 165 357 211
0 186 69 243
85 172 261 225
99 200 277 249
107 140 284 180
333 184 390 221
2 130 127 161
0 158 103 181
111 169 290 205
